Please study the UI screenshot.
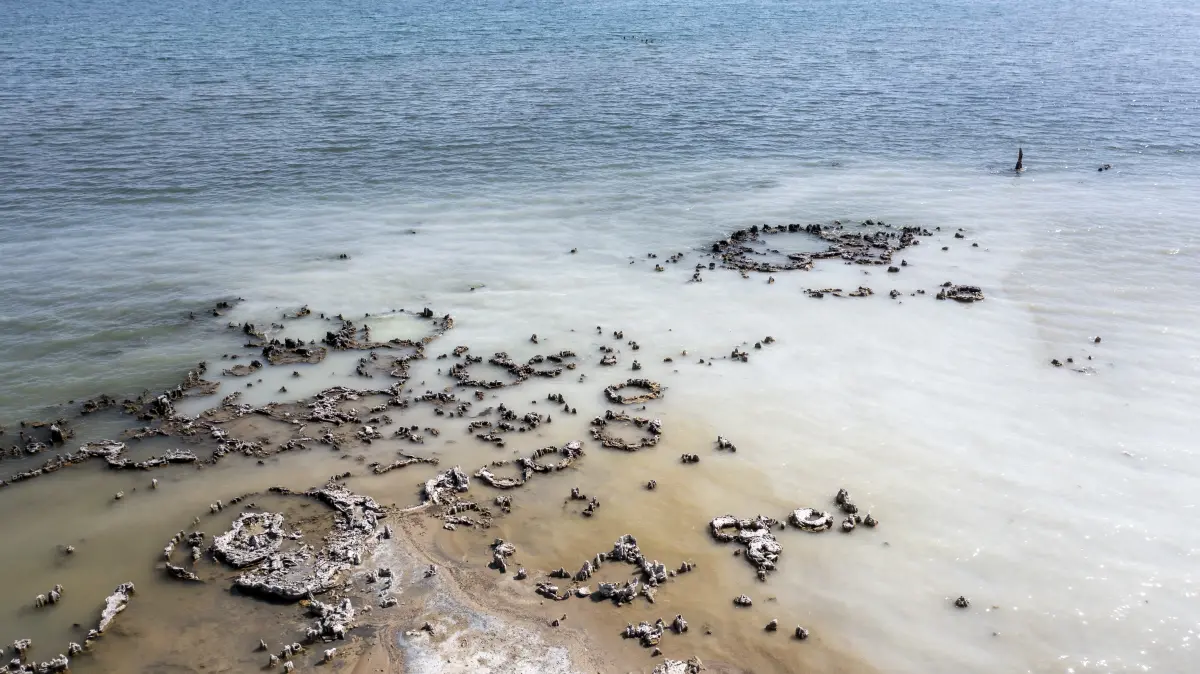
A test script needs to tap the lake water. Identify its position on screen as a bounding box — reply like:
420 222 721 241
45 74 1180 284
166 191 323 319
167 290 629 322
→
1 1 1198 672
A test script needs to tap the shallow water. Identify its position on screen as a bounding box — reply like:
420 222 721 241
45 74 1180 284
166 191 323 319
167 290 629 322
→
3 0 1200 672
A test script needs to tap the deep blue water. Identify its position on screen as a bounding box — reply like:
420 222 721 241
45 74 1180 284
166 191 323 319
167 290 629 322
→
1 0 1197 207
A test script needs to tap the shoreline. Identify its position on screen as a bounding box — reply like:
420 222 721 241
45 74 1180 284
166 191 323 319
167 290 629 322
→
0 221 925 673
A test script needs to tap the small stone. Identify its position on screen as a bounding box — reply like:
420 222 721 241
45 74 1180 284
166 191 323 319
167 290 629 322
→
114 491 124 500
765 619 778 631
795 626 809 640
151 478 158 489
1051 359 1063 367
733 594 752 607
1094 336 1102 344
955 596 970 608
259 639 269 651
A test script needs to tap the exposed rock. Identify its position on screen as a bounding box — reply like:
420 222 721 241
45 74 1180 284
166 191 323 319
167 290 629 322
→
733 594 752 607
604 378 663 404
709 221 931 275
955 596 970 609
165 563 202 582
305 597 355 641
935 284 985 302
788 508 832 532
709 515 781 580
370 453 438 475
212 512 286 568
590 411 662 451
651 656 705 674
672 614 688 633
88 582 135 641
490 539 516 573
623 620 665 647
795 626 809 640
423 467 470 505
765 619 778 632
262 341 328 366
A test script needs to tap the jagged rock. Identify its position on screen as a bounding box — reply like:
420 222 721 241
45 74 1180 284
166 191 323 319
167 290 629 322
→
709 515 781 580
212 512 286 567
623 621 664 647
89 582 135 639
165 563 202 582
936 284 985 302
652 658 705 674
733 594 752 607
955 596 970 608
788 508 832 532
423 467 469 504
672 614 688 633
765 619 778 631
574 560 594 582
716 436 736 451
864 513 879 527
604 378 663 404
680 453 700 463
306 597 355 641
371 454 438 475
490 539 515 573
323 648 337 663
795 626 809 640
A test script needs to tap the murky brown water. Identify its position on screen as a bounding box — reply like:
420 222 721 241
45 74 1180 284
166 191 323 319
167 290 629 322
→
2 323 877 674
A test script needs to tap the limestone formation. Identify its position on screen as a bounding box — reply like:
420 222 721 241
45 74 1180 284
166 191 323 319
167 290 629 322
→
788 508 832 532
590 411 662 451
709 515 781 580
604 378 663 404
211 512 286 568
423 467 470 505
87 582 135 641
